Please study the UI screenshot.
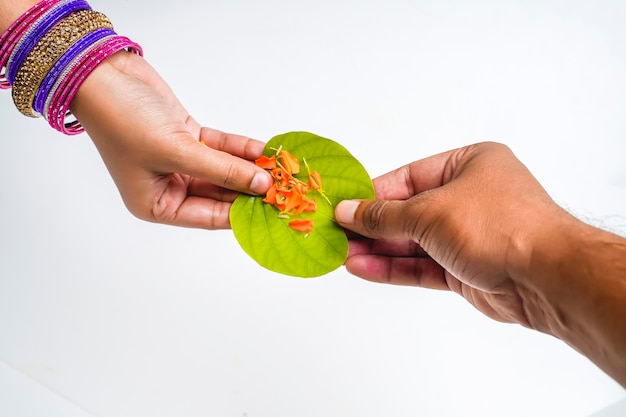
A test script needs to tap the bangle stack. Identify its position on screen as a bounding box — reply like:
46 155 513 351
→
0 0 143 135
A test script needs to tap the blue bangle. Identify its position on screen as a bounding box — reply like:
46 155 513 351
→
32 27 115 115
6 0 91 84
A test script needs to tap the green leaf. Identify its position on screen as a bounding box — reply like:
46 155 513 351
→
230 131 375 278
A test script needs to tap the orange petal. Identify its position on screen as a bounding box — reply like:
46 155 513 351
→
290 195 313 215
303 197 317 213
279 176 291 189
275 192 287 206
308 171 322 190
263 185 278 205
289 218 313 234
295 181 309 195
282 192 304 214
279 150 300 175
256 155 277 169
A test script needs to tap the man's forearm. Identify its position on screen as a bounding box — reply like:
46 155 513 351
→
521 216 626 386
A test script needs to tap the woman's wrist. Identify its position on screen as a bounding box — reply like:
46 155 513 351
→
69 50 160 133
0 1 40 34
1 0 142 132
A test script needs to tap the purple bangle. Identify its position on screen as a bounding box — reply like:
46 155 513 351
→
6 0 91 85
57 37 143 135
32 27 115 115
47 35 143 135
42 34 114 121
0 0 61 89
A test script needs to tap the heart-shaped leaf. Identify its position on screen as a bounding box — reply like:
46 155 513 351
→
230 131 375 277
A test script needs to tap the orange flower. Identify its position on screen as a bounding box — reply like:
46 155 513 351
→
254 147 328 235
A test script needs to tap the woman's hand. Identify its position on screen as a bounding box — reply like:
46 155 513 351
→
71 51 272 229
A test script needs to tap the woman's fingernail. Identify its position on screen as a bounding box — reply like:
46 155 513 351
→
335 200 360 225
250 172 272 195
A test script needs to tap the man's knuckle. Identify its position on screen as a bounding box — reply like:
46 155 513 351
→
363 201 388 234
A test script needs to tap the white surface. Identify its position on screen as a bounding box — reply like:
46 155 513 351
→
590 398 626 417
0 360 93 417
1 1 625 416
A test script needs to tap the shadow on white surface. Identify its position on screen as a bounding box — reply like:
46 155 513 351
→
0 360 94 417
588 397 626 417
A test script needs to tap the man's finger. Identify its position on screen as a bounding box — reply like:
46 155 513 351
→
344 255 449 290
373 146 462 200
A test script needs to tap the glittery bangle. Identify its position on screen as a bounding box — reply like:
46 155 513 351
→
2 0 144 136
42 33 111 121
0 0 61 89
11 10 114 117
32 27 115 116
6 0 91 85
47 35 143 135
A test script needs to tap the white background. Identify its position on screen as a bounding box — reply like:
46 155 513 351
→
1 1 625 416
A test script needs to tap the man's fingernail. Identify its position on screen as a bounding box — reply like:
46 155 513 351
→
250 172 272 195
335 200 360 225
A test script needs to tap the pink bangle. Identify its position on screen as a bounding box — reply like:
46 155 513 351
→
46 35 143 135
0 0 61 89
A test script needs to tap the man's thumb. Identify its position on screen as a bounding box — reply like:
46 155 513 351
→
335 199 412 240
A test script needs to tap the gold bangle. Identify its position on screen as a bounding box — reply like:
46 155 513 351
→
11 9 113 117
